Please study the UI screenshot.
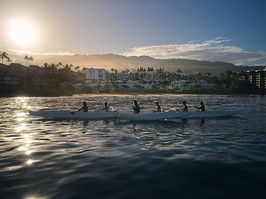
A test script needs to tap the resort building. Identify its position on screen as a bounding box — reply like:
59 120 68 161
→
170 80 187 89
85 68 109 81
245 67 266 91
115 72 129 81
126 80 139 88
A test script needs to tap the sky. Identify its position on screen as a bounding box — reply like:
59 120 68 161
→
1 0 266 66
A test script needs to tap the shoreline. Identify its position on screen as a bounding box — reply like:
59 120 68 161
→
73 93 207 97
0 92 263 98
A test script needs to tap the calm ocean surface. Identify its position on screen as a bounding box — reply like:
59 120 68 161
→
0 94 265 199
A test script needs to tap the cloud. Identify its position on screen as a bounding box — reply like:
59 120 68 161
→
123 37 266 65
3 49 76 64
7 49 75 56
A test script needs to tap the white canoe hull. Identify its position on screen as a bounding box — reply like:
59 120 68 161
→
29 110 240 120
116 111 189 121
29 110 116 119
182 110 241 119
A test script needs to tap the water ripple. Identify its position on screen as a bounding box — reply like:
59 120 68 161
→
0 95 266 198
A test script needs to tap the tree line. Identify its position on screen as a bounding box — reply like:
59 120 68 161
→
0 54 255 96
0 59 87 96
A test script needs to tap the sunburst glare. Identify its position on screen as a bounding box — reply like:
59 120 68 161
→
8 19 37 47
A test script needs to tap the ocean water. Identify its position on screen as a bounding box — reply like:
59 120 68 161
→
0 94 265 199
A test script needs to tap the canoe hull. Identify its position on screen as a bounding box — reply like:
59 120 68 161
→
116 111 189 121
29 110 241 120
29 110 116 120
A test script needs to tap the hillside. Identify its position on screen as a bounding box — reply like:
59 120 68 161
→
11 54 264 75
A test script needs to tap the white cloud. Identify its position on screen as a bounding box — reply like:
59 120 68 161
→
3 49 76 64
123 37 266 65
7 49 75 56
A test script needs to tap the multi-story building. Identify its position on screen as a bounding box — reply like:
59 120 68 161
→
246 67 266 91
85 68 109 81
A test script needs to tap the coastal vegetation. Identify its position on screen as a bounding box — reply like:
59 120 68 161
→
1 51 12 64
0 59 259 97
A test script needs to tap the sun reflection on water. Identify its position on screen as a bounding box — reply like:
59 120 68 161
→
18 145 28 151
16 117 25 121
16 112 27 117
17 145 32 156
25 157 40 166
26 159 34 165
25 150 32 155
12 103 41 168
15 112 27 122
24 195 47 199
15 122 27 132
14 97 30 121
22 133 34 144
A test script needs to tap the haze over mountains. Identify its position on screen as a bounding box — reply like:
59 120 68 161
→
11 53 264 75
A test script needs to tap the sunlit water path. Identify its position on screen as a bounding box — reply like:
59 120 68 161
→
0 95 265 199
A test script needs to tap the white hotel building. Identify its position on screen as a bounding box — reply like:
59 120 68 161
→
85 68 109 81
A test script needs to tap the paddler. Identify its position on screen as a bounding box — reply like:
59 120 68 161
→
77 101 88 112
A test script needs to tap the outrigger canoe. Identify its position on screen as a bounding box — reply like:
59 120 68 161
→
28 109 240 120
29 109 189 121
116 110 189 121
28 110 116 120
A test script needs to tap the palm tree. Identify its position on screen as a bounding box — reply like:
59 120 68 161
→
74 66 80 71
58 62 63 69
43 63 49 68
24 55 29 66
176 69 182 74
6 57 12 64
1 52 9 64
29 56 34 65
24 55 34 66
69 64 73 70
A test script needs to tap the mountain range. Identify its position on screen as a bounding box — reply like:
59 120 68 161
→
10 53 264 75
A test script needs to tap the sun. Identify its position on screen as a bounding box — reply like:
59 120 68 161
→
8 19 37 46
